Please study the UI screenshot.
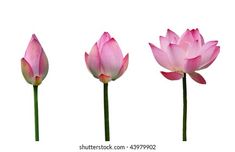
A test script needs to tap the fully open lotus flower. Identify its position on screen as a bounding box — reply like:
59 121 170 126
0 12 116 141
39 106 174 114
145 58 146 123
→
21 34 49 86
149 29 220 141
149 29 220 84
21 34 49 141
85 32 129 141
85 32 129 84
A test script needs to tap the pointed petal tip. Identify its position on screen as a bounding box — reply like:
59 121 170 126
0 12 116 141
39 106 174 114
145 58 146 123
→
167 29 174 33
85 52 89 64
208 40 218 45
31 34 38 41
109 37 116 42
123 53 129 61
149 43 155 48
103 31 110 35
100 32 111 40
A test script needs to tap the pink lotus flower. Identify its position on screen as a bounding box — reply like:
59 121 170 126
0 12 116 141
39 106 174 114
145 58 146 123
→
85 32 129 83
149 29 220 84
21 34 49 86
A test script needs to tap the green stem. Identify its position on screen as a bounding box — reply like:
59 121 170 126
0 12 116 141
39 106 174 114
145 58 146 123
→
182 73 187 141
103 83 110 141
33 85 39 141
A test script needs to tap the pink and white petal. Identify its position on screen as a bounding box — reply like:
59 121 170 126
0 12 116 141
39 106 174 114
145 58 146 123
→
199 45 217 67
191 29 204 46
200 41 218 53
149 43 172 70
184 55 201 73
189 72 206 84
168 44 186 69
21 58 34 84
159 36 170 50
161 71 183 80
24 34 43 75
166 29 180 43
85 43 101 77
199 46 220 69
186 40 200 58
97 32 111 50
113 54 129 80
39 49 49 80
178 29 194 46
100 38 123 77
191 29 200 40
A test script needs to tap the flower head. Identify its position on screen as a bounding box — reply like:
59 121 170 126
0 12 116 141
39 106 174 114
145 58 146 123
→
21 34 49 86
149 29 220 84
85 32 129 83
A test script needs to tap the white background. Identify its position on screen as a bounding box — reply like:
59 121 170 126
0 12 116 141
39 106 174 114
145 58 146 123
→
0 0 234 151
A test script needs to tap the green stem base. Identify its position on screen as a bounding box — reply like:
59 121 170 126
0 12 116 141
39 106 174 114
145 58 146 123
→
33 85 39 141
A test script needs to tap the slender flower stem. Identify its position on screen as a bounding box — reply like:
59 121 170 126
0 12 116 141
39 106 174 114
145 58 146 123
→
182 73 187 141
33 85 39 141
103 83 110 141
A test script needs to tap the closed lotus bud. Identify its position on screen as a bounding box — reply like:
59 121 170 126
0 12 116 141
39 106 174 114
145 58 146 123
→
21 34 49 86
85 32 129 83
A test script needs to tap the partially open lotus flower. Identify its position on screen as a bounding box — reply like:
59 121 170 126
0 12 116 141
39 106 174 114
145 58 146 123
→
85 32 129 83
85 32 129 141
149 29 220 84
21 34 49 86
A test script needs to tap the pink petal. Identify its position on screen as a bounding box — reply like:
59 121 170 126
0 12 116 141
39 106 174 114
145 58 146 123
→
149 43 172 70
184 55 201 73
168 44 186 69
24 34 43 75
161 71 183 80
199 45 218 68
97 32 111 50
166 29 179 43
39 49 49 80
85 43 101 77
21 58 34 84
186 40 200 58
189 72 206 84
199 46 220 69
191 29 204 46
100 38 123 77
200 41 218 53
159 36 170 50
113 53 129 80
178 29 194 49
